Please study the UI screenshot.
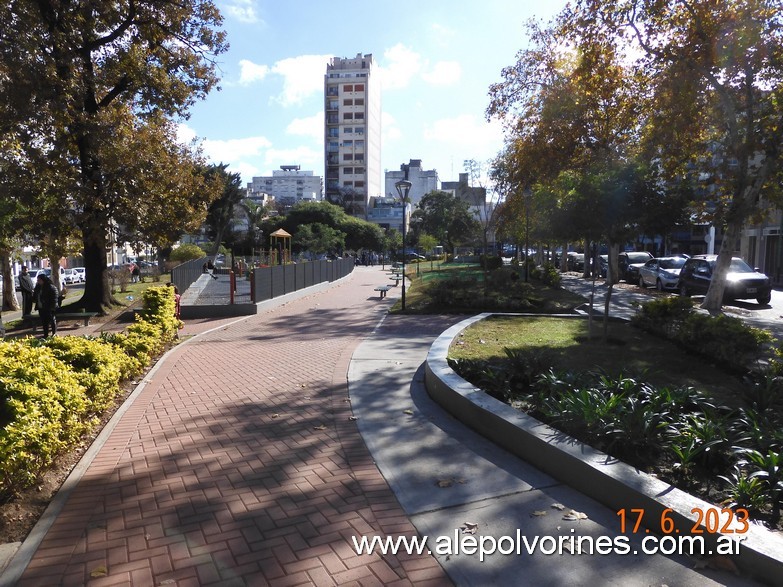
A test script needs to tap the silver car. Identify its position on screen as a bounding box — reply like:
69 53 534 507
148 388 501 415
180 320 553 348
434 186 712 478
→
638 257 687 291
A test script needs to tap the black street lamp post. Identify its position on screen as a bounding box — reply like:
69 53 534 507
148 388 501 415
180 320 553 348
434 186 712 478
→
395 179 412 311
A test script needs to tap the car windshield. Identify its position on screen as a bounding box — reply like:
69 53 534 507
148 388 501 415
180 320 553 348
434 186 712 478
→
728 258 754 273
707 258 755 273
659 258 686 270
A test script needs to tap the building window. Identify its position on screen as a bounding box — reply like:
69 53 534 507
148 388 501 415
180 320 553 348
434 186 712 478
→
354 167 365 174
343 99 353 106
354 112 364 120
355 84 364 91
354 126 365 134
354 154 364 162
343 167 353 174
343 84 353 91
328 100 339 109
343 112 353 120
355 181 365 188
343 127 353 134
355 140 364 149
343 140 353 147
327 87 338 96
355 98 364 105
343 154 353 161
343 181 353 187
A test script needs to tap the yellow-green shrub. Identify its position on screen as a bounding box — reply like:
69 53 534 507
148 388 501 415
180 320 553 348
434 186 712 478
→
136 286 178 342
0 284 180 496
0 342 92 496
36 336 127 414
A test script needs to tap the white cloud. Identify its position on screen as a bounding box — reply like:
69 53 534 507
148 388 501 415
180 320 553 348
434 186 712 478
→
430 23 455 41
381 111 402 143
238 59 270 85
271 54 333 106
422 114 504 160
380 44 461 89
421 61 461 86
380 44 423 90
265 146 322 171
176 123 197 145
286 112 324 142
221 0 261 24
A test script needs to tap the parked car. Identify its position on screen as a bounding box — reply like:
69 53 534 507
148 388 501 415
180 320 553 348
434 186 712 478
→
618 251 654 283
677 254 772 305
62 268 81 284
566 252 585 272
73 267 86 282
638 256 687 290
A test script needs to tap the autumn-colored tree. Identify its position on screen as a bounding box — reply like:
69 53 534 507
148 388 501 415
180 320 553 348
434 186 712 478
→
560 0 783 312
0 1 227 312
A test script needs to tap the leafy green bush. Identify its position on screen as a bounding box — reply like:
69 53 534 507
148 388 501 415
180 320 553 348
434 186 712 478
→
0 342 91 495
479 255 503 270
631 297 771 372
0 285 179 497
35 336 127 414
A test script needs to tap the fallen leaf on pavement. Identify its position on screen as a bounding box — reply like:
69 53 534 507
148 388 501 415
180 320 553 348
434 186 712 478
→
530 510 548 517
562 510 588 521
551 503 566 510
460 522 479 534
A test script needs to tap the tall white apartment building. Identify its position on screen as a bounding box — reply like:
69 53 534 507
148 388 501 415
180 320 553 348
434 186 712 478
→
324 53 382 217
246 165 323 208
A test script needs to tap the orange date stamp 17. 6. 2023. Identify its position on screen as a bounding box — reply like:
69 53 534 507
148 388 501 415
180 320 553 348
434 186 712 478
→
617 507 749 535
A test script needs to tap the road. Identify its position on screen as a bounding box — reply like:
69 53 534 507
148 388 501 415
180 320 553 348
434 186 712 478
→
560 274 783 341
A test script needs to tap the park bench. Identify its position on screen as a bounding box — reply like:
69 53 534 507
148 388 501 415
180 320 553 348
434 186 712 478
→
25 311 99 333
373 285 390 299
389 276 402 285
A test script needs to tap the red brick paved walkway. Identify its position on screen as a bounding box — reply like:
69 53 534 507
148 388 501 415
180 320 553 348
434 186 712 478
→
16 268 450 586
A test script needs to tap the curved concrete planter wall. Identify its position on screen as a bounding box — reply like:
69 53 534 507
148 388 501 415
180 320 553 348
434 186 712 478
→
424 313 783 586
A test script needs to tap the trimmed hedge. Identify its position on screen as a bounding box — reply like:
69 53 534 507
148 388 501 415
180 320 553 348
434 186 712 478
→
0 286 179 498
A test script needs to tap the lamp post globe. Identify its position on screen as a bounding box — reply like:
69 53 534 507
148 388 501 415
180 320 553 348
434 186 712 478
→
394 180 412 311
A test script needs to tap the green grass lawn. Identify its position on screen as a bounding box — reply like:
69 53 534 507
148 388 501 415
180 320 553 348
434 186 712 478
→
448 315 747 406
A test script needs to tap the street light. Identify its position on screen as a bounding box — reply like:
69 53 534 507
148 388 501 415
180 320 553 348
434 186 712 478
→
395 179 412 311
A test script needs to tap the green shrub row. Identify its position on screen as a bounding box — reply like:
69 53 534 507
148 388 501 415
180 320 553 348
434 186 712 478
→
630 297 773 373
0 286 179 498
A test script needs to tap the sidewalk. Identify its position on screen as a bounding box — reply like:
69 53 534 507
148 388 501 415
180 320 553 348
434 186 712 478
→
1 267 447 586
0 267 765 585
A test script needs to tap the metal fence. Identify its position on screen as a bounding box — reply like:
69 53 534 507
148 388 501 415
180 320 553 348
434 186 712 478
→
252 258 354 303
171 256 208 296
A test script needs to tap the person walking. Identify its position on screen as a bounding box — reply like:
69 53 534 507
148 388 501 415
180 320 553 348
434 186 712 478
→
19 266 35 316
33 273 59 337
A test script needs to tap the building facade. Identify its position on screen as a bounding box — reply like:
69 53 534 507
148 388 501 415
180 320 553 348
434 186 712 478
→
384 159 440 206
324 53 382 217
246 165 322 208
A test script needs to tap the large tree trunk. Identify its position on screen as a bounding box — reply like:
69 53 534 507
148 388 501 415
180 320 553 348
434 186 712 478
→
0 249 20 311
701 221 741 314
79 222 115 314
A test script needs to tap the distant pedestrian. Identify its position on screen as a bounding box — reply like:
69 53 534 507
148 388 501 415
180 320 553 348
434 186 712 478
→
18 266 34 316
207 259 218 280
131 264 140 283
167 282 181 320
33 273 59 337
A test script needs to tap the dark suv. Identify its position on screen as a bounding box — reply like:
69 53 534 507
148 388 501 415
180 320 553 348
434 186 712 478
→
677 254 771 305
618 251 653 282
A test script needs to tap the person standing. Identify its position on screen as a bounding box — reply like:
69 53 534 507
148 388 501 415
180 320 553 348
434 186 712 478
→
33 274 59 337
18 266 34 316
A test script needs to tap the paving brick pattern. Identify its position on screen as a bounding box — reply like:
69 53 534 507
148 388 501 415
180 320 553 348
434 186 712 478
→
17 268 450 586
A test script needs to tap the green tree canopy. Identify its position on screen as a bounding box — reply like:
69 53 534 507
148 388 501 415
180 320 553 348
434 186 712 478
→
414 191 480 253
0 0 227 312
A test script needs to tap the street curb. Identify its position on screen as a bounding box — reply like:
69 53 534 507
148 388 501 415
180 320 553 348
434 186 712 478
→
424 313 783 587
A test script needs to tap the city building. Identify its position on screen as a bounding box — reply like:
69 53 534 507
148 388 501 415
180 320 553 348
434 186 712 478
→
384 160 439 206
324 53 382 217
246 165 322 208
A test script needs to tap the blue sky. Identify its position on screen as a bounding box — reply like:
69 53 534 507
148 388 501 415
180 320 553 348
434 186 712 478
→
177 0 566 192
